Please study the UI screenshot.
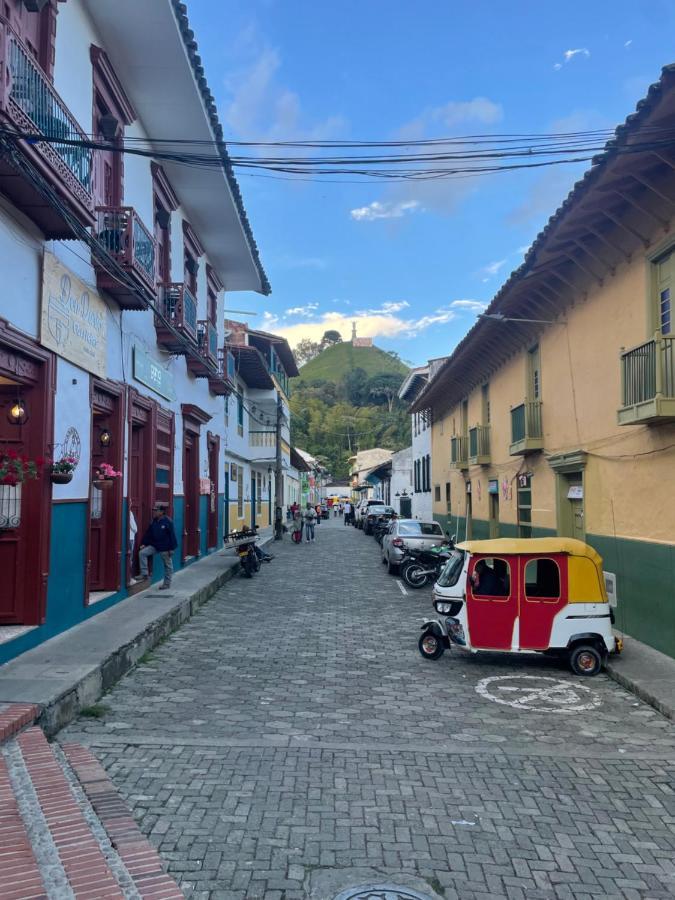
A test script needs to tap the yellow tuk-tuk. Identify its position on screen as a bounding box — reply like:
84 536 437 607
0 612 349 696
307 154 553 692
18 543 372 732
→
419 538 621 676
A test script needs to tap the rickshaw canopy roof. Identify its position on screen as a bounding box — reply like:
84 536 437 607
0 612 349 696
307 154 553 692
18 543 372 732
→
457 537 603 567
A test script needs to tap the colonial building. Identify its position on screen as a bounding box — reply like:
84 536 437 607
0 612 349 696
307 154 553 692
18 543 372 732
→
0 0 268 663
413 65 675 659
223 322 298 532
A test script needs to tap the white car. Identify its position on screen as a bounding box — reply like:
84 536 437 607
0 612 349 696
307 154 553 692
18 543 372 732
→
355 498 383 529
381 518 446 573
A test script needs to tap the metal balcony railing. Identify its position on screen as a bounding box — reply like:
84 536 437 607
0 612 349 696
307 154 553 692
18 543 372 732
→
95 207 156 296
197 320 218 366
0 18 94 233
468 424 491 465
159 283 198 341
619 333 675 424
450 434 468 469
510 400 543 455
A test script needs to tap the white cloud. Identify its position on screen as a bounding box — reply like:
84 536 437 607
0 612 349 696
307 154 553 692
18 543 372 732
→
381 301 410 313
432 97 503 128
624 39 633 48
350 200 421 222
480 259 507 282
554 48 590 70
450 299 488 312
223 34 346 141
285 303 319 316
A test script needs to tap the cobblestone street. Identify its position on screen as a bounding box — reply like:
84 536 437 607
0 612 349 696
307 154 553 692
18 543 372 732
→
59 517 675 900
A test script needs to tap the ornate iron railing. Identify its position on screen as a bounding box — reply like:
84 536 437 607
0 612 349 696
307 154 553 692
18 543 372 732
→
160 283 198 339
95 207 156 292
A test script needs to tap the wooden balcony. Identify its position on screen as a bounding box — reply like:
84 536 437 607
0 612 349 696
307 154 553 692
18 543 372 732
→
450 435 468 470
208 348 235 396
468 424 491 465
0 17 94 237
187 320 218 377
618 333 675 425
509 400 543 455
93 207 156 309
155 283 198 352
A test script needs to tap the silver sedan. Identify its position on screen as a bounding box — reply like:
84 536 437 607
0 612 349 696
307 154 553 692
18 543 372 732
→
381 518 446 574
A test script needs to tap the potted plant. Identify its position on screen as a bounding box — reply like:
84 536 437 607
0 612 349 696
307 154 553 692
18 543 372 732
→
50 456 77 485
93 462 122 490
0 448 41 486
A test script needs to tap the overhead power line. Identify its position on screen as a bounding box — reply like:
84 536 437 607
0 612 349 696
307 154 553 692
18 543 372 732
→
4 124 675 182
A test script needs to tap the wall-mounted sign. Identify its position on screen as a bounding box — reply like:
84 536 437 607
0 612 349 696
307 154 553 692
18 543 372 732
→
132 346 175 401
466 481 471 494
40 252 107 376
567 485 583 500
488 479 499 495
603 571 617 607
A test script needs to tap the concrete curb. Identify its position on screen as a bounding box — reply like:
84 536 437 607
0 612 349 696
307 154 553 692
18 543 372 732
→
605 660 674 721
0 537 274 738
604 631 675 721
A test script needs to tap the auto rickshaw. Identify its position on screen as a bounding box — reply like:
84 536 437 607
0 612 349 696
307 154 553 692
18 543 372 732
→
418 538 622 676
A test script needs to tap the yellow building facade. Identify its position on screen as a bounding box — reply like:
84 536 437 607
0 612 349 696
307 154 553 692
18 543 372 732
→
416 66 675 658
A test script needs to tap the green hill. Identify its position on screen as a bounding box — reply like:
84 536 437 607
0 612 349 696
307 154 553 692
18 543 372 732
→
290 342 410 479
297 341 408 383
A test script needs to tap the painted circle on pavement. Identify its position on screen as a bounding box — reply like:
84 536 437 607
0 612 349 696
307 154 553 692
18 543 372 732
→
476 675 601 713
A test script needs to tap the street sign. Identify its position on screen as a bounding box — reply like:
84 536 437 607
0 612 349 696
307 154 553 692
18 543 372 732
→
133 345 175 401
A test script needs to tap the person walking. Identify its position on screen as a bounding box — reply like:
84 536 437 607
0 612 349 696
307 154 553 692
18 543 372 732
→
292 505 304 543
138 504 178 590
303 502 317 542
344 500 352 525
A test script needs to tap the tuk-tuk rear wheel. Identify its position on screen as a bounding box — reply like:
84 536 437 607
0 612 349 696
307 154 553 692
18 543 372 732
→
569 644 602 677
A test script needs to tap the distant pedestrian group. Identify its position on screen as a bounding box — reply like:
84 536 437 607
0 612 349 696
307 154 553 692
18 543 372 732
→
290 502 318 544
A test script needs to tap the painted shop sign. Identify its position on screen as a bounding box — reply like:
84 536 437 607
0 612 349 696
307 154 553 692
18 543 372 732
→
132 345 175 401
40 253 107 376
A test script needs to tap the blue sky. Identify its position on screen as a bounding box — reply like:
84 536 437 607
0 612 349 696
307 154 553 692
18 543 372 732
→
188 0 675 366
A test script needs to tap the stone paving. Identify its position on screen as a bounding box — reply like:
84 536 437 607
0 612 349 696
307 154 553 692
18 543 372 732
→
59 516 675 899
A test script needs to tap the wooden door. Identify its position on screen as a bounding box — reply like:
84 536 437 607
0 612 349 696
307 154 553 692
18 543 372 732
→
93 97 121 208
128 423 152 578
0 390 30 623
207 435 219 549
183 431 199 559
89 411 110 590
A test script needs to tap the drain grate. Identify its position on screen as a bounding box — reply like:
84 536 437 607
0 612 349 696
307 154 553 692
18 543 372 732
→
333 886 433 900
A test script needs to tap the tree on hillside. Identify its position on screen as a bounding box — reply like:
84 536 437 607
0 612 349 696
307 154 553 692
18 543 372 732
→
368 372 404 413
321 329 342 348
343 367 368 405
295 337 321 365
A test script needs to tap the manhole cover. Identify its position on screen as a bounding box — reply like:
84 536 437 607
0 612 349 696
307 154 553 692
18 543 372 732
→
334 886 433 900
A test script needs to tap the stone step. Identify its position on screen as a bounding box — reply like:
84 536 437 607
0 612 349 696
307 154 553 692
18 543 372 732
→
0 726 183 899
0 702 40 745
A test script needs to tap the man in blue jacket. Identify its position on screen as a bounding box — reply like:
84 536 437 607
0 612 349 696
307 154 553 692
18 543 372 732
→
139 504 178 590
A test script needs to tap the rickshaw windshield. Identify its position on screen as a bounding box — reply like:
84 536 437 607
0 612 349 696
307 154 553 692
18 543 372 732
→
437 550 465 587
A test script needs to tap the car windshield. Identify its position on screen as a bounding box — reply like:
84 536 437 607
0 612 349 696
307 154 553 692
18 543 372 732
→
437 550 465 587
397 521 443 536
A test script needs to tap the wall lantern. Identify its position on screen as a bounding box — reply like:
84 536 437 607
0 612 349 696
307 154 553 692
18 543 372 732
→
8 396 28 426
99 113 119 142
23 0 49 11
99 428 112 447
155 207 171 229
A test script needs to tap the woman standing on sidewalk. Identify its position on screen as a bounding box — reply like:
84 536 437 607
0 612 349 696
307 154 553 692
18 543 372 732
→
303 503 317 543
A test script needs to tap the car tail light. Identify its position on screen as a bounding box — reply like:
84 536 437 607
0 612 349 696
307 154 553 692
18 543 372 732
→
392 538 404 547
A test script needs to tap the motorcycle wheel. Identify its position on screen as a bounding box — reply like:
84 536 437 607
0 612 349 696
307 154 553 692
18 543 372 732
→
418 631 444 660
402 563 429 589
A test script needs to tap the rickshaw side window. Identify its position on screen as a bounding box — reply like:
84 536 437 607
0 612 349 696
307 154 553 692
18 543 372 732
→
524 558 560 601
470 557 510 600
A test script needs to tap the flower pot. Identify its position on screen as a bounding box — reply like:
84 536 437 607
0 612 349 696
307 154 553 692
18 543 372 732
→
50 472 73 485
92 478 113 490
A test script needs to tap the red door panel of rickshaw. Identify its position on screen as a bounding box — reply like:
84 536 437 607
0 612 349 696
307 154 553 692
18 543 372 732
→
466 556 518 651
518 555 568 650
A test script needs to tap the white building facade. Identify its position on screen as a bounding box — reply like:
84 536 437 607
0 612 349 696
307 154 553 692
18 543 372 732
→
0 0 268 664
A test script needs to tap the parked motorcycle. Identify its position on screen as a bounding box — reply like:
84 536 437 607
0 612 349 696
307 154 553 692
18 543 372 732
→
400 543 454 589
227 530 261 578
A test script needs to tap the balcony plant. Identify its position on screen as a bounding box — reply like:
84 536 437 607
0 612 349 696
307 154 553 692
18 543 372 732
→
50 456 77 485
93 462 122 490
0 448 41 486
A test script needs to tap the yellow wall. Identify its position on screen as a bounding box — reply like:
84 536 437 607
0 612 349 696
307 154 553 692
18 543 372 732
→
430 250 675 544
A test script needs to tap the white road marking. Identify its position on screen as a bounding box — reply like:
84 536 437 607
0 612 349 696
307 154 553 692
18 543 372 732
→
476 675 601 713
396 580 408 596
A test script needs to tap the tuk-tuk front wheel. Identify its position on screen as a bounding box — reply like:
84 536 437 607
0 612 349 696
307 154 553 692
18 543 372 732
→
418 631 444 660
569 644 603 677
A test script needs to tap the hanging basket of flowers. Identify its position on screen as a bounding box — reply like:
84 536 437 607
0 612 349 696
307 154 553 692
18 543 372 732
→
50 456 77 485
92 462 122 490
0 448 41 486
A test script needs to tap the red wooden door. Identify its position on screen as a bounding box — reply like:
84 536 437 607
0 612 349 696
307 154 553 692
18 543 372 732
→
465 555 518 651
128 423 152 578
207 435 219 549
183 431 199 558
518 555 568 650
0 391 30 623
89 412 110 591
